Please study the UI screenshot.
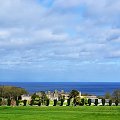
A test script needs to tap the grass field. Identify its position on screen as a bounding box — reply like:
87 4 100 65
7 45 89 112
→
0 106 120 120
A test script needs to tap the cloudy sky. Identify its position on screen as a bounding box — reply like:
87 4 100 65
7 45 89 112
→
0 0 120 82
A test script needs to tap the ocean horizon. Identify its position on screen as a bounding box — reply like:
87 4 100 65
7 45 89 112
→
0 82 120 96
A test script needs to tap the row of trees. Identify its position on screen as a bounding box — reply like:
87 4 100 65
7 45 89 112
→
0 86 119 107
0 97 119 106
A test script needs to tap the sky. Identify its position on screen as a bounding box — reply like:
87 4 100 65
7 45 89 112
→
0 0 120 82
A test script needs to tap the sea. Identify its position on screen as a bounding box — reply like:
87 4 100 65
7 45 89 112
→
0 82 120 96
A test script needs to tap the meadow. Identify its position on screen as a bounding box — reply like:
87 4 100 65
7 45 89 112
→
0 106 120 120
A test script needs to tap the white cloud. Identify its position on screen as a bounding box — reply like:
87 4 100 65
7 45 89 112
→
0 0 120 71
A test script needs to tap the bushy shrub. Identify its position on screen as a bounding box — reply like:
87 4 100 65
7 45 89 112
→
66 99 70 106
102 98 105 106
7 99 11 106
60 99 64 106
94 99 98 106
109 100 112 106
46 99 49 106
81 98 85 106
88 99 91 106
115 100 119 106
1 99 7 106
53 99 57 106
16 100 19 106
73 98 77 106
23 100 27 106
38 101 41 106
0 98 2 106
30 100 34 106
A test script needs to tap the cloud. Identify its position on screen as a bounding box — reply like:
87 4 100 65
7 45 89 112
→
0 0 120 73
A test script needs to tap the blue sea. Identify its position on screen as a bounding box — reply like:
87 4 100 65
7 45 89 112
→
0 82 120 96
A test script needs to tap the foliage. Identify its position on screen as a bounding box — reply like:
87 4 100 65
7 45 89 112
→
60 99 64 106
88 99 91 106
112 89 120 102
80 98 85 106
0 86 27 99
104 92 111 99
102 98 105 106
66 99 70 106
7 99 11 106
69 90 79 99
0 98 2 106
94 99 98 106
115 100 119 106
46 99 49 106
53 99 57 106
23 100 27 106
109 100 112 106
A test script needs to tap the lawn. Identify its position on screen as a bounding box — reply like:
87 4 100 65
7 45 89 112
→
0 106 120 120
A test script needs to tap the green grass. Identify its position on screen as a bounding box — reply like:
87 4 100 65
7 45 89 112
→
0 106 120 120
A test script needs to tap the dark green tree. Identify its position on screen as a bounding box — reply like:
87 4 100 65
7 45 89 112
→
115 100 119 106
46 99 49 106
60 99 64 106
112 89 120 102
102 98 105 106
94 99 98 106
66 99 70 106
109 100 112 106
69 90 79 99
53 99 57 106
23 100 27 106
81 98 85 106
88 99 91 106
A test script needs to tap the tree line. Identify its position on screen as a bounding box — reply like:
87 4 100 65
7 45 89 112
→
0 85 119 106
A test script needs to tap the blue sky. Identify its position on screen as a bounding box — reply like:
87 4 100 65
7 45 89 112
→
0 0 120 82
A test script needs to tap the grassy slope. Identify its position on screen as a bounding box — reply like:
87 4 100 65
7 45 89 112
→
0 106 120 120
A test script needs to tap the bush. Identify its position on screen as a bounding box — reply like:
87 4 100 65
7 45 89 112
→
46 99 49 106
102 98 105 106
88 99 91 106
53 99 57 106
60 99 64 106
1 99 7 106
109 100 112 106
38 101 41 106
7 99 11 106
66 99 70 106
115 100 119 106
0 98 2 106
30 100 34 106
16 100 19 106
73 99 77 106
81 99 85 106
23 100 27 106
94 99 98 106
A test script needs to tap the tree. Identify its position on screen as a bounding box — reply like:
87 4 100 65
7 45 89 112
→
81 98 85 106
0 86 27 99
46 99 49 106
102 98 105 106
23 100 27 106
112 89 120 102
66 99 70 106
115 100 119 106
0 98 2 106
88 99 91 106
60 99 64 106
104 92 111 99
109 100 112 106
69 90 79 99
53 99 57 106
94 99 98 106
